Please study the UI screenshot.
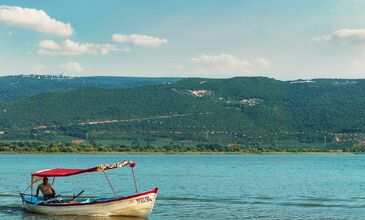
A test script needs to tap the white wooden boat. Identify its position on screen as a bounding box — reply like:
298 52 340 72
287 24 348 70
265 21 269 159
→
19 160 158 218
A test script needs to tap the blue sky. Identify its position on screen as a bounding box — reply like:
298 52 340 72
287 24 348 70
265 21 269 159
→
1 0 365 79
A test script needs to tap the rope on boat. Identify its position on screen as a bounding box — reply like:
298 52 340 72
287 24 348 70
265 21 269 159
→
102 171 118 198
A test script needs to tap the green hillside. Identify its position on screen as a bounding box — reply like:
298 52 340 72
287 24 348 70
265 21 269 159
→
0 75 181 101
1 77 365 148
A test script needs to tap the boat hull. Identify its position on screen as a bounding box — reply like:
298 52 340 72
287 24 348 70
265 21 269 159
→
21 188 158 218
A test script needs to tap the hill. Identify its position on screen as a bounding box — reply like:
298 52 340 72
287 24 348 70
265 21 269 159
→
0 74 181 101
1 77 365 147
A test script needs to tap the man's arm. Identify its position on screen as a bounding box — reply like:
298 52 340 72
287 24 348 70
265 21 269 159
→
50 184 56 194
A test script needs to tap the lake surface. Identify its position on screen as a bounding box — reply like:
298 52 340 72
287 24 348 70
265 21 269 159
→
0 154 365 219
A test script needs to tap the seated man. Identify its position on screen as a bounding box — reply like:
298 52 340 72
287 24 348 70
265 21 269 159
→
35 177 56 200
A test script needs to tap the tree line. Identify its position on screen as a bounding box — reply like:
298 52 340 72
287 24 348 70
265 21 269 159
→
1 141 365 153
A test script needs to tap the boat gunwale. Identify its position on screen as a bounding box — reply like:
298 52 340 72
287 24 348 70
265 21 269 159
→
22 187 158 207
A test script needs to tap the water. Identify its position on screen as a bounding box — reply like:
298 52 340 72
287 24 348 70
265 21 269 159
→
0 154 365 219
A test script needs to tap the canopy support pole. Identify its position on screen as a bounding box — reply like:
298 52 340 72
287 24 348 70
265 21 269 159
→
131 167 138 193
30 175 33 202
102 171 118 198
30 185 33 202
52 177 55 185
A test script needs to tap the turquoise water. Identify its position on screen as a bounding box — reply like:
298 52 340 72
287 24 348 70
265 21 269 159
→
0 154 365 219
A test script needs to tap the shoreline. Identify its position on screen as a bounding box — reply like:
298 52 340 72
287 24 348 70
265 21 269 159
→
0 151 360 155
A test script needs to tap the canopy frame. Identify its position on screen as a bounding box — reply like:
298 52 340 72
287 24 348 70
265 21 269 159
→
102 170 118 198
131 166 138 193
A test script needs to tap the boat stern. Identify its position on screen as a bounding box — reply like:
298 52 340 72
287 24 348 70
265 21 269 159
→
112 187 159 218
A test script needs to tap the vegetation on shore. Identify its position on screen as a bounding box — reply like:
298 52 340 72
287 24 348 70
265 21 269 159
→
1 141 365 154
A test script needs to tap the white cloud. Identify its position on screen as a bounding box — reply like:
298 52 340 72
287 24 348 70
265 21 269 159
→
189 54 271 76
352 60 364 67
38 40 61 50
0 5 73 36
31 64 46 73
98 43 130 55
38 39 128 56
38 48 58 56
59 62 83 73
112 34 168 47
62 39 95 55
352 53 365 67
99 43 118 55
315 28 365 45
254 58 272 68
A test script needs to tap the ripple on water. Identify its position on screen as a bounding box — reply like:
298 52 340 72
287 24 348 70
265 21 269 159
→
2 154 365 219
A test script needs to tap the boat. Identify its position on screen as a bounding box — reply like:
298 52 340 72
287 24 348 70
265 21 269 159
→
19 160 158 218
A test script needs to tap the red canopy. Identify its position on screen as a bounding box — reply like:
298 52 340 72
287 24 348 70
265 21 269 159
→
31 160 136 184
32 167 98 177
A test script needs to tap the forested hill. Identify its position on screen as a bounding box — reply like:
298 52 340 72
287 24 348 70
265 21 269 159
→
1 76 365 144
0 75 181 101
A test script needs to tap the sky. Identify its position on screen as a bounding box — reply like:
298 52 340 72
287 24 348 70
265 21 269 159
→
1 0 365 80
